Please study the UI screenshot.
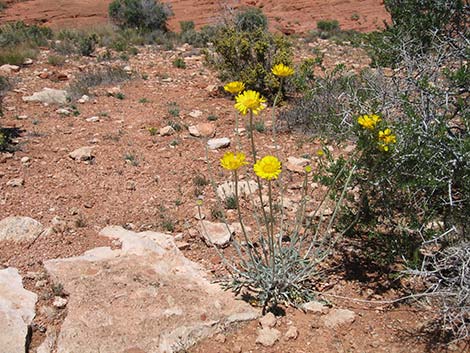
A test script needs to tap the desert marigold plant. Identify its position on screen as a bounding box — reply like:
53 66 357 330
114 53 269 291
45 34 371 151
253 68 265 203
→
224 81 245 95
272 63 295 77
234 90 267 116
377 128 396 152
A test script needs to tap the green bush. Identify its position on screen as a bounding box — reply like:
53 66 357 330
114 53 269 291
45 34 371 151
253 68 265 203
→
234 6 268 32
0 75 10 117
109 0 173 32
317 19 340 32
208 26 293 98
179 20 195 33
54 30 97 56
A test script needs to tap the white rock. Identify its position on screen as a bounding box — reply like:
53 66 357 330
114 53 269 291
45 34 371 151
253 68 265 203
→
21 157 30 164
69 146 94 161
86 116 100 123
259 312 277 328
0 64 20 73
159 126 175 136
323 309 356 329
6 178 24 187
17 115 28 120
302 300 329 314
255 327 281 347
286 156 310 173
43 226 258 353
0 268 37 352
53 296 68 309
56 108 71 116
23 88 68 105
199 220 233 247
78 95 90 104
0 216 44 242
207 137 230 150
189 110 203 118
23 58 33 65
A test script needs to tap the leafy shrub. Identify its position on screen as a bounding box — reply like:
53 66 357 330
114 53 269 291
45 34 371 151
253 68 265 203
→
0 75 10 117
47 54 66 66
234 6 268 32
172 57 186 69
53 30 97 56
208 26 293 98
179 20 195 33
317 19 340 32
109 0 173 32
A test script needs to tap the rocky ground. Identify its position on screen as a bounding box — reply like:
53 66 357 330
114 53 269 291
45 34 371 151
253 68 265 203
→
0 0 390 33
0 35 456 352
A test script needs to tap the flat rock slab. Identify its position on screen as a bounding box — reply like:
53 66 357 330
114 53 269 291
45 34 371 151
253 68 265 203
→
44 226 258 353
23 88 67 105
0 268 38 353
0 216 44 242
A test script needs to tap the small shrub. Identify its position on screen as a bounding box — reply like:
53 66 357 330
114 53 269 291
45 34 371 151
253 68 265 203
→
172 57 186 69
68 66 131 100
109 0 173 32
234 6 268 32
316 19 340 32
224 195 237 209
179 20 195 33
207 114 218 121
48 54 66 66
0 75 10 117
167 102 179 117
115 92 125 100
193 174 209 187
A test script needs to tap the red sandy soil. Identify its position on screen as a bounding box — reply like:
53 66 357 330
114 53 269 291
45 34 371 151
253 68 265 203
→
0 0 390 33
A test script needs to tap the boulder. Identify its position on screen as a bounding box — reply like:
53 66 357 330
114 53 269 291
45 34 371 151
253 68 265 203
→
0 216 44 242
0 268 37 353
44 226 258 353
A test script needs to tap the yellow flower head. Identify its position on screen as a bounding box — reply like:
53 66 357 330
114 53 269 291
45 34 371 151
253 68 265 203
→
196 199 203 206
316 149 324 157
254 155 282 180
220 151 248 171
224 81 245 95
357 114 381 130
378 128 397 145
304 165 312 173
378 128 397 152
272 63 295 77
234 90 267 116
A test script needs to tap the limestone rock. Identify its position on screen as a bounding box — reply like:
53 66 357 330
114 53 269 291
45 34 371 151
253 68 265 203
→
188 123 215 138
0 64 20 74
286 156 310 173
0 268 37 353
0 216 44 242
199 221 233 247
69 146 94 161
259 312 277 329
255 327 281 347
302 300 329 314
23 88 68 105
323 309 356 329
53 296 68 309
159 126 175 136
44 226 258 353
207 138 230 150
189 109 203 118
284 326 298 340
6 178 24 187
216 180 258 200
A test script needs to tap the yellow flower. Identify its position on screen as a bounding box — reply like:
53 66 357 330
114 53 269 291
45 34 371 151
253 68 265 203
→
357 114 381 130
304 165 312 173
272 63 295 77
220 151 248 171
254 155 282 180
234 90 267 115
224 81 245 95
378 128 397 144
378 128 396 152
316 149 324 157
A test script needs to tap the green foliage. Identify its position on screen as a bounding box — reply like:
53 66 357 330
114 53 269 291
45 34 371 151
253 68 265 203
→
109 0 173 32
316 19 340 32
179 20 195 33
47 54 66 66
209 26 293 98
53 30 97 56
234 6 268 32
167 102 179 117
172 57 186 69
0 75 9 118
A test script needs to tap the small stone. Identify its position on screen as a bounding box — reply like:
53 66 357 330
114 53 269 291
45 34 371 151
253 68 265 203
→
199 220 233 247
175 241 190 250
189 123 215 137
284 326 298 340
189 109 203 118
0 64 20 73
0 216 44 242
126 181 136 191
323 309 356 329
207 137 230 150
69 146 94 161
255 327 281 347
38 72 49 79
35 280 48 288
53 296 68 309
23 58 33 65
286 156 310 173
21 157 30 164
86 116 100 123
159 126 175 136
78 95 90 104
302 301 329 314
6 178 24 187
259 312 277 329
17 115 28 120
56 108 71 116
123 65 132 72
